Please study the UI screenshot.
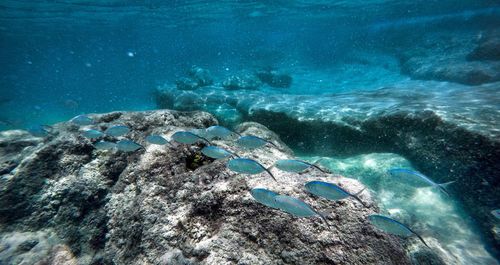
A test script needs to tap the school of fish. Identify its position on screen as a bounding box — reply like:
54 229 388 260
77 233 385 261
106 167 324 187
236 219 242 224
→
28 115 496 251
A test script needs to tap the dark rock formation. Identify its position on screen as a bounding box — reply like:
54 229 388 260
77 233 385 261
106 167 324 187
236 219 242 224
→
154 81 500 260
222 72 262 90
175 66 214 91
401 57 500 85
467 33 500 61
0 110 410 264
176 77 200 91
396 31 500 85
188 66 214 87
256 69 292 88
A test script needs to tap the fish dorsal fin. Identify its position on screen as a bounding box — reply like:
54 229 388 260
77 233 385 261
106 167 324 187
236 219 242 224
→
439 180 455 188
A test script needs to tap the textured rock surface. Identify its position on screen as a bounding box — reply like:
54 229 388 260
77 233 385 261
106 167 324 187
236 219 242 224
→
397 31 500 85
0 110 410 264
255 69 292 88
222 72 262 90
155 81 500 259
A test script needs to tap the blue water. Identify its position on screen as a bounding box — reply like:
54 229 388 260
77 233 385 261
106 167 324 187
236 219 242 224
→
1 1 499 129
1 1 500 264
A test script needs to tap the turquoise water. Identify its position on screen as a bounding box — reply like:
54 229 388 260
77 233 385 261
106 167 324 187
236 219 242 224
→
1 1 499 264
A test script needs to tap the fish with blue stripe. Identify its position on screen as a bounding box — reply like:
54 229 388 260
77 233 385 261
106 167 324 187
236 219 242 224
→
81 129 104 139
70 114 93 126
236 135 278 150
227 158 276 181
305 180 367 207
145 134 171 146
105 125 130 137
171 131 211 145
201 146 239 159
205 125 240 139
275 159 327 173
250 188 281 209
388 168 455 196
368 214 429 248
274 195 330 227
116 139 143 152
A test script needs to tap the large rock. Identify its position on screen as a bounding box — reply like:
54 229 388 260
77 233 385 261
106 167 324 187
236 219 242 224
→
396 31 500 85
256 69 292 88
401 57 500 85
154 81 500 260
0 110 410 264
467 33 500 61
222 72 262 90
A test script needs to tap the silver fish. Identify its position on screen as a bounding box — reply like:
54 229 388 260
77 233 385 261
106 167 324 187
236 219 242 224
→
171 131 210 144
82 129 104 139
236 135 277 149
250 188 280 209
201 146 238 159
145 135 170 145
388 168 454 196
94 140 116 151
116 139 143 152
275 159 326 173
105 125 130 137
205 125 240 139
305 180 366 207
274 195 329 227
227 158 276 181
70 114 93 125
368 214 429 247
27 125 51 137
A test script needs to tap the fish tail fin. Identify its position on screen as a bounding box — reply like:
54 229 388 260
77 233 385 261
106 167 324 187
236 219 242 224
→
354 187 366 196
231 151 241 158
305 159 329 174
266 140 279 149
264 167 278 182
199 136 212 145
352 194 368 208
312 157 324 165
437 181 454 196
318 212 331 229
414 232 431 248
311 164 327 173
233 131 242 137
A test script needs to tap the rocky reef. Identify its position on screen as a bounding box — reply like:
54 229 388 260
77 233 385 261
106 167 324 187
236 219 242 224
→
154 80 500 260
0 110 411 264
397 31 500 85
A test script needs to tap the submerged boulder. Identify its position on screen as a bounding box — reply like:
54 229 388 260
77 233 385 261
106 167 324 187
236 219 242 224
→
401 57 500 85
467 33 500 61
188 65 214 87
175 66 214 91
256 69 292 88
222 72 262 90
176 77 200 91
0 109 410 264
